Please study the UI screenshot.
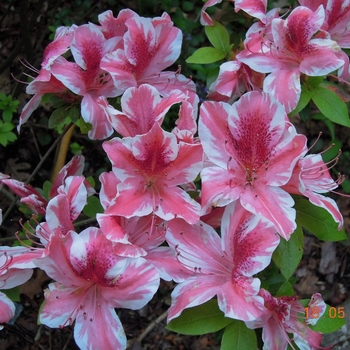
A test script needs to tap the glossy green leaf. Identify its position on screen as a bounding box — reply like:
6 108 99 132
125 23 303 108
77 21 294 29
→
166 299 233 335
76 118 92 134
83 195 103 218
2 286 20 302
205 21 230 53
273 225 304 280
294 196 347 241
304 75 325 89
221 320 257 350
289 85 314 117
275 280 295 297
186 47 226 64
312 86 350 127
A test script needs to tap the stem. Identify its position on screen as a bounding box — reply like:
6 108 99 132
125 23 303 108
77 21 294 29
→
51 124 75 183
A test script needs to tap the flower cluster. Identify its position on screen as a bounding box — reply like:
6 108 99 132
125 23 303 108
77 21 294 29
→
1 1 349 349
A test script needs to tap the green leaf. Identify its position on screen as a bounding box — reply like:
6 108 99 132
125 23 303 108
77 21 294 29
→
186 47 226 64
1 286 20 302
273 225 304 280
275 280 295 297
289 85 314 117
3 109 13 122
4 131 17 143
48 106 71 129
294 196 347 241
69 105 80 123
0 122 15 132
83 196 103 218
76 118 92 134
304 76 325 89
166 299 233 335
312 86 350 127
43 180 53 199
221 320 257 350
341 178 350 194
310 305 346 334
205 21 230 53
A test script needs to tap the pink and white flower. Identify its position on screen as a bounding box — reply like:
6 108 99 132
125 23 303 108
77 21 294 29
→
102 123 203 224
100 13 196 96
237 5 345 112
282 151 344 229
0 246 37 329
201 0 268 25
0 155 92 216
166 201 280 322
18 25 76 132
199 91 306 238
50 23 121 139
299 0 350 48
208 60 264 102
35 227 159 350
245 289 326 350
107 84 184 137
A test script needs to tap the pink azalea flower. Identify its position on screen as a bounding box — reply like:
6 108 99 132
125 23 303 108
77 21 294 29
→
172 92 199 142
208 60 264 102
50 23 121 139
98 9 137 42
100 13 196 96
306 293 327 326
235 0 267 23
1 178 47 215
0 292 15 330
1 155 92 216
44 175 90 237
96 171 187 280
18 25 76 132
18 75 69 133
299 0 350 48
35 227 159 350
102 123 203 224
166 201 280 322
200 0 223 26
107 84 184 137
238 7 279 55
282 151 344 229
199 91 306 239
201 0 267 25
245 289 326 350
237 6 345 112
0 246 37 329
299 0 350 79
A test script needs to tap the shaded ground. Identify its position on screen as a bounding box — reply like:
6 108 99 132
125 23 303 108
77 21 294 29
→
1 1 350 349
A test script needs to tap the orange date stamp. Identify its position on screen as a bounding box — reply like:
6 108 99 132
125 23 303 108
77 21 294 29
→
305 306 345 319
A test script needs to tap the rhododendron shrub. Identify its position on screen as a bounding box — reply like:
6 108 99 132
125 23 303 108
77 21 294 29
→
1 1 349 349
